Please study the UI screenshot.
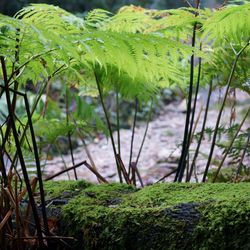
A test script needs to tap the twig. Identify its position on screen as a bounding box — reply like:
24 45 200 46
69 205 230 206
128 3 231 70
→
116 154 130 184
74 125 101 183
156 168 177 183
44 161 86 181
82 161 109 183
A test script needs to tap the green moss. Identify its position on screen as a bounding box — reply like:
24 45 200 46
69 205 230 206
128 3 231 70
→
122 183 250 207
43 180 92 199
44 182 250 250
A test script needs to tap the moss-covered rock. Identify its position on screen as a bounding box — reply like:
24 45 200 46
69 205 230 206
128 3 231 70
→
43 182 250 250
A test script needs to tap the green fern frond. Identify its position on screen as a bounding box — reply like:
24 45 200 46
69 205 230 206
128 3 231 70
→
16 4 86 32
202 3 250 43
16 4 195 100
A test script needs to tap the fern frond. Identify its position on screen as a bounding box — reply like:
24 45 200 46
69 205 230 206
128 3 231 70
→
16 4 195 100
202 3 250 43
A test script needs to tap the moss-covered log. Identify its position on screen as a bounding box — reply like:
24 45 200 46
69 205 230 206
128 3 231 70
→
43 181 250 250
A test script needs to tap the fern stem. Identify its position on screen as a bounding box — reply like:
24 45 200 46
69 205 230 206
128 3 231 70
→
1 33 21 152
212 107 250 182
234 131 250 183
83 161 109 184
94 71 123 183
44 160 94 181
188 45 202 144
0 56 44 247
8 64 67 174
188 80 212 181
129 98 138 176
23 92 50 238
116 90 121 156
202 41 250 182
66 87 77 180
73 123 102 183
135 100 153 167
184 46 202 182
175 22 197 182
0 145 7 187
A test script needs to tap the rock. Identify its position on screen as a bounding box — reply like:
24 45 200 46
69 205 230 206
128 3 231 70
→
44 181 250 250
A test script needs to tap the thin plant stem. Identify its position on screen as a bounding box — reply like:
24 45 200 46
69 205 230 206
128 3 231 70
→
55 142 71 180
234 132 250 182
116 89 121 156
190 104 203 144
187 45 202 145
94 71 123 182
175 24 197 182
45 160 87 181
74 125 101 183
129 98 138 175
4 64 67 175
156 168 177 183
202 41 250 182
212 107 250 182
116 154 131 184
83 161 109 183
175 0 200 182
188 81 213 181
0 56 44 247
135 100 153 166
0 146 8 186
65 87 77 180
23 93 50 238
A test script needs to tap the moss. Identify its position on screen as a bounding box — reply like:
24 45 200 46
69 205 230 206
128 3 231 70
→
122 183 250 207
44 182 250 250
43 180 92 199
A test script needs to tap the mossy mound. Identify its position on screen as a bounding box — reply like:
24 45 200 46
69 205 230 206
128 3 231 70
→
43 182 250 250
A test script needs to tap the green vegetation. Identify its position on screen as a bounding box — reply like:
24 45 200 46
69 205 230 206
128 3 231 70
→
0 1 250 248
43 181 250 250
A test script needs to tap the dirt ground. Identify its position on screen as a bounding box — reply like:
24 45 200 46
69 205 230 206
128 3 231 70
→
43 90 250 185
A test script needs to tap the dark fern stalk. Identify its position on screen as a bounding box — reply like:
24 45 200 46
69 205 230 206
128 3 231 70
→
234 131 250 182
66 87 77 180
212 107 250 182
187 80 212 181
0 145 7 187
202 40 250 182
128 98 138 176
116 89 121 156
23 92 50 240
0 56 44 248
135 100 153 167
94 71 123 182
8 64 67 175
187 44 202 144
0 85 51 242
175 0 200 182
1 28 21 152
185 46 202 182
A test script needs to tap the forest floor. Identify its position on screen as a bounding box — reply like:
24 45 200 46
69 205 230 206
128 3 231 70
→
44 90 250 185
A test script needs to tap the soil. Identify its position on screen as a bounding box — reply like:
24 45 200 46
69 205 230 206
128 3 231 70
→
43 90 250 185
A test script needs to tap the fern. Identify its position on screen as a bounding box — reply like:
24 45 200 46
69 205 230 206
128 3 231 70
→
11 4 197 101
202 3 250 43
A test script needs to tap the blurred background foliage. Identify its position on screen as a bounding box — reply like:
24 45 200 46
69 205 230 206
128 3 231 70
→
1 0 223 16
